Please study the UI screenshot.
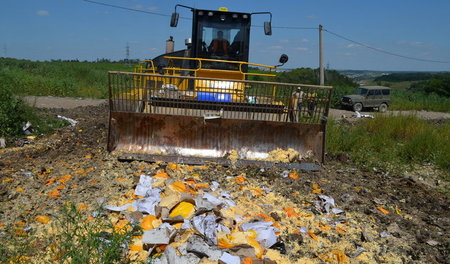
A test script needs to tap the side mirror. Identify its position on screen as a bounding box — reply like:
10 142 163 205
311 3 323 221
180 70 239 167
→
264 21 272 35
170 12 179 27
279 54 288 64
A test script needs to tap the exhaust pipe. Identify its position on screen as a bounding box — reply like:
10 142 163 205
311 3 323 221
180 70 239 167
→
166 36 174 53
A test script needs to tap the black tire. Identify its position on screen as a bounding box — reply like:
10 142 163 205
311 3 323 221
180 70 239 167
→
353 103 363 112
379 103 388 113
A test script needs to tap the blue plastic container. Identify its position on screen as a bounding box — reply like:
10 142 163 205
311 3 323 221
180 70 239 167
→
197 92 232 102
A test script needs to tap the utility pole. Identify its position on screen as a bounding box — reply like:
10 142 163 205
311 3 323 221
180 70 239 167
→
319 24 324 86
3 44 6 57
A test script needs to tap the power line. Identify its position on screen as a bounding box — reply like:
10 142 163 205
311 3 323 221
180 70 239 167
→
82 0 169 17
256 25 317 30
81 0 316 29
324 28 450 64
81 0 450 64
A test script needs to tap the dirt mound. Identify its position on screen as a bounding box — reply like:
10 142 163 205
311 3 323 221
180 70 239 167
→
0 104 448 263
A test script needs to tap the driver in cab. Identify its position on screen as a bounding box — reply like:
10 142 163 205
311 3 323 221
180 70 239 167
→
209 31 229 56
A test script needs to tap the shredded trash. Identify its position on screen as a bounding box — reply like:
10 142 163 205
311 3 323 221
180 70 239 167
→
353 111 374 118
57 115 78 126
379 231 392 238
22 121 33 135
92 166 414 263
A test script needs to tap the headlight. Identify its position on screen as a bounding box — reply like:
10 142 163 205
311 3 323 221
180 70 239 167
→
211 81 233 89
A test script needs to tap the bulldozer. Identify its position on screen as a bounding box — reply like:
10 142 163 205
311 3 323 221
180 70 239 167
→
107 5 333 169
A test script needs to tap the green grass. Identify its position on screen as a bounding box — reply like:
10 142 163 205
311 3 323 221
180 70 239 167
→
0 203 139 264
0 58 133 99
363 79 450 112
0 86 67 139
391 89 450 112
327 114 450 174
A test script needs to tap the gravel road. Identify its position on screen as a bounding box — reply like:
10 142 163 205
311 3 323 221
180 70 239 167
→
23 96 450 120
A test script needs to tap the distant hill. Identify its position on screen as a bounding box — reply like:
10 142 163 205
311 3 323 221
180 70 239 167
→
337 70 449 82
374 72 445 82
337 70 390 80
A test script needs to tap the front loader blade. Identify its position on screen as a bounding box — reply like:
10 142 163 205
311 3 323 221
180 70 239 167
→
108 72 333 166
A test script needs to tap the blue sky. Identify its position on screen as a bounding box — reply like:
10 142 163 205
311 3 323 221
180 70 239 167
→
1 0 450 71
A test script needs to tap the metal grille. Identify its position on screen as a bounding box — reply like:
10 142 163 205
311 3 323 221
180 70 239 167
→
108 71 333 124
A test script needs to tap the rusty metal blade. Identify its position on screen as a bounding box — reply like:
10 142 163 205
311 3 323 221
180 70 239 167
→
108 112 324 163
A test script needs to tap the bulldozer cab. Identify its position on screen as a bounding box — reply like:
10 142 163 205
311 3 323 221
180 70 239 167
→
107 5 333 169
191 8 251 68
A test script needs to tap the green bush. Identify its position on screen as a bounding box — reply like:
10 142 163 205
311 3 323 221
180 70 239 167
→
0 87 30 137
0 86 67 139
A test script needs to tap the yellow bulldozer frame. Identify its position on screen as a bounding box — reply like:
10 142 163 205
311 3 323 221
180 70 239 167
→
107 57 333 169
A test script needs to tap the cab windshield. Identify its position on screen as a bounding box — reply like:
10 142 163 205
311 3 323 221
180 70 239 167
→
198 20 247 62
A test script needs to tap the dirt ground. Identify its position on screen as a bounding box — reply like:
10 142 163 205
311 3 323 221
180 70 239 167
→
0 101 449 263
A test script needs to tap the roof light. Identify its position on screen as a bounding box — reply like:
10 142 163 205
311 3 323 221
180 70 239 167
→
220 15 226 21
218 7 228 12
208 12 214 16
198 11 204 16
232 14 238 19
242 14 248 19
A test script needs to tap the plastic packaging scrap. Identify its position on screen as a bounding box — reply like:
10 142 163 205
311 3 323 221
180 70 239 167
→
104 175 160 215
191 214 231 245
353 111 374 118
134 174 154 196
219 252 240 264
99 167 398 264
57 115 78 126
314 194 345 216
22 121 33 135
240 221 279 248
101 172 288 263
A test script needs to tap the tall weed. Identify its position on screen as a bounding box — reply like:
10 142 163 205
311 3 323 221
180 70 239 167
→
0 58 131 99
0 203 139 263
391 89 450 112
327 114 450 172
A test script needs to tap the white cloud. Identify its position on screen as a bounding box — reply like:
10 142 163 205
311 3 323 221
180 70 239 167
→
268 46 283 50
36 10 49 16
306 15 317 19
396 40 430 48
133 5 158 11
346 44 361 49
343 52 355 56
295 47 308 51
279 39 289 44
410 41 425 47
